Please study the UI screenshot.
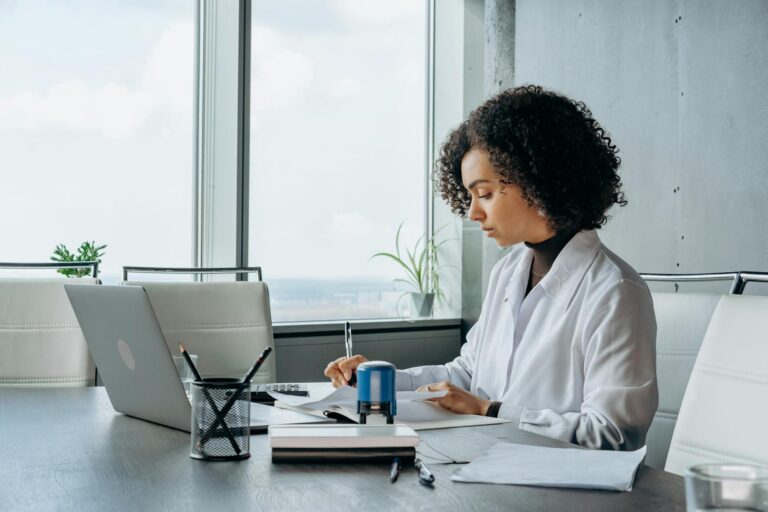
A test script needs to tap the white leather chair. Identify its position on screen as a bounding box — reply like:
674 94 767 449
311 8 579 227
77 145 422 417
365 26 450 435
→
121 279 276 382
0 277 97 387
665 294 768 475
644 292 721 468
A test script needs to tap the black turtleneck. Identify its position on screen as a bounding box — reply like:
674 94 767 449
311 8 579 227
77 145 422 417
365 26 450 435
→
524 229 579 296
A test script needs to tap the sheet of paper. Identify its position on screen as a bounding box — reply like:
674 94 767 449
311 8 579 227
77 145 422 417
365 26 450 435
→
272 386 508 431
392 400 508 430
451 442 647 491
269 385 447 410
249 402 333 429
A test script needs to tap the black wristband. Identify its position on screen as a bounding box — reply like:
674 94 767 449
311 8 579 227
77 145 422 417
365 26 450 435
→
485 401 502 418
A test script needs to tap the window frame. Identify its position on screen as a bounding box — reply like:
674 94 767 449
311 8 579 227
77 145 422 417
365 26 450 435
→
194 0 474 323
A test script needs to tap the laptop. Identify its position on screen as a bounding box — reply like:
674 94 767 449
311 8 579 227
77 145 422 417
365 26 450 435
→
64 284 328 433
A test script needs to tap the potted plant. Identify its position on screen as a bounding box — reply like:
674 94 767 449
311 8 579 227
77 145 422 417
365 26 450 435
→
371 222 450 318
50 241 107 278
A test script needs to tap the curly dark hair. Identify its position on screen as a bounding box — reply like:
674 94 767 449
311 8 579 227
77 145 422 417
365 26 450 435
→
435 85 626 232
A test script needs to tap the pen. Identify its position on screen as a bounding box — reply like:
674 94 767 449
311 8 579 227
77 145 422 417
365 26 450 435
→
390 456 401 483
344 321 357 385
344 321 353 358
241 345 273 384
414 458 435 486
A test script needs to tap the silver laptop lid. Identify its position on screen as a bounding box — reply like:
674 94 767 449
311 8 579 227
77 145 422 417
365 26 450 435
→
65 284 191 432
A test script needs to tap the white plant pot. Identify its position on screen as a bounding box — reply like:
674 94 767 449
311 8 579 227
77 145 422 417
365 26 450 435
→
409 292 435 318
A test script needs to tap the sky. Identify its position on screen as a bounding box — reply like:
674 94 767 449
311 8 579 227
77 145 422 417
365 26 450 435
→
0 0 195 279
0 0 429 284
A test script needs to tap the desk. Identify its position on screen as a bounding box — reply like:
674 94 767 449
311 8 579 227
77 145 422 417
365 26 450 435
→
0 388 685 511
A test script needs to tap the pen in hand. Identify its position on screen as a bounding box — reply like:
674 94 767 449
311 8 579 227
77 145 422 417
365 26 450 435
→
344 321 357 386
414 458 435 486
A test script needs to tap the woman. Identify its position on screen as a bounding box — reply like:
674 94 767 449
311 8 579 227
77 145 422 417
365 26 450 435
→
325 85 658 451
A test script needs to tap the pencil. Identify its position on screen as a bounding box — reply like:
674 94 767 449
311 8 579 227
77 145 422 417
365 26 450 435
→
178 343 203 382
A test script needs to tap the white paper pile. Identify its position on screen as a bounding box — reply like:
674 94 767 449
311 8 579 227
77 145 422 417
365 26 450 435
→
451 442 647 491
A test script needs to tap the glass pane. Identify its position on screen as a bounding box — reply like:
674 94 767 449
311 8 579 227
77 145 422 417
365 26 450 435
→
249 0 427 322
0 0 195 284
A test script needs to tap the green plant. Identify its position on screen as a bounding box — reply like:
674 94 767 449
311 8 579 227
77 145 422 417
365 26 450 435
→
50 241 107 278
370 222 451 301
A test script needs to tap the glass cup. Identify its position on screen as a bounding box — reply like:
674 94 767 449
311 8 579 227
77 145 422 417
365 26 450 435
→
172 354 198 399
684 463 768 511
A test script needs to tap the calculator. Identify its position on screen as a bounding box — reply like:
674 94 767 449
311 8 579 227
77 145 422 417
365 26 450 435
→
250 383 309 404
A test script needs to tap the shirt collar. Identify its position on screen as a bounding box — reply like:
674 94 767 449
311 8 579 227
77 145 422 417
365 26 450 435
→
509 230 602 312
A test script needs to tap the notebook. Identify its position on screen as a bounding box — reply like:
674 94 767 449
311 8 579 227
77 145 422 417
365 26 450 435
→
269 424 419 463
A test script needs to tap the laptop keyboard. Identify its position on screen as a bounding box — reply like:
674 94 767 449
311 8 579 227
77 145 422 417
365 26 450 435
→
251 383 309 404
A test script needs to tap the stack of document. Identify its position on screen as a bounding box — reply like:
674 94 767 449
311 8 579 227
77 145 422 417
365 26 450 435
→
270 386 509 431
451 442 647 491
269 424 419 463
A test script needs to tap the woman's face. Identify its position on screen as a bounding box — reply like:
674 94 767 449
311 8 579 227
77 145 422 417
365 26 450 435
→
461 147 554 247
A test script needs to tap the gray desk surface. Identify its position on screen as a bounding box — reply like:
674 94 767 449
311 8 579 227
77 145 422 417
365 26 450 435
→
0 388 685 512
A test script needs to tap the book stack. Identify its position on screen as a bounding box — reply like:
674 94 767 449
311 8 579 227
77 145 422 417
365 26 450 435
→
269 424 419 463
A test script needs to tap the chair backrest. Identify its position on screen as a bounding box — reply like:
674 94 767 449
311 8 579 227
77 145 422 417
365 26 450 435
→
665 294 768 475
0 278 97 387
645 292 721 468
122 281 276 382
735 271 768 294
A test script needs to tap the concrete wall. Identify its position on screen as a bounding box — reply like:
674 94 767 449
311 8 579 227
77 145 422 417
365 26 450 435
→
480 0 768 294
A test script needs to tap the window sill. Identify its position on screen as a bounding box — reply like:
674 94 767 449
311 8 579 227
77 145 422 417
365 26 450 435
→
272 317 461 337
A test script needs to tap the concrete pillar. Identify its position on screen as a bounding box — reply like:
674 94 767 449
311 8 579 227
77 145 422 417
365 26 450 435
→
485 0 516 94
461 0 517 334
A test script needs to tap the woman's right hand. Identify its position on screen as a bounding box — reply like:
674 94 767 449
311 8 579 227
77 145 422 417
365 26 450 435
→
324 355 368 388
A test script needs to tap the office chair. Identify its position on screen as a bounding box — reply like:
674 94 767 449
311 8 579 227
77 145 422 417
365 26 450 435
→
640 272 741 468
121 266 276 382
665 293 768 475
733 271 768 294
0 262 99 387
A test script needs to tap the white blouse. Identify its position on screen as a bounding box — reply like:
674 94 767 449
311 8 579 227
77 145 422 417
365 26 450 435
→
397 230 658 451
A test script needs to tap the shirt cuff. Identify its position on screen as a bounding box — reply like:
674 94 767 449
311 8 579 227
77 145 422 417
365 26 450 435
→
395 370 415 391
497 402 525 426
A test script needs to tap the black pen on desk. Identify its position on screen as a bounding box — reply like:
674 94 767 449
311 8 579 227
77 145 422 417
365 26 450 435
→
344 321 357 386
390 456 401 483
414 458 435 486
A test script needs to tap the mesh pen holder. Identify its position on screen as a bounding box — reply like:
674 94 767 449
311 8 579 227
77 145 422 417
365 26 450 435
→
190 378 251 461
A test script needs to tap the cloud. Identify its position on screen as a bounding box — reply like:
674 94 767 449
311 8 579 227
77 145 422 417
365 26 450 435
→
141 20 195 116
0 80 152 138
331 0 423 26
328 76 363 99
331 212 373 241
0 20 193 139
251 26 314 112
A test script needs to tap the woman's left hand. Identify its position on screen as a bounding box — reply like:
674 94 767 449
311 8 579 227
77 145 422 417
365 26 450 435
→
417 381 492 416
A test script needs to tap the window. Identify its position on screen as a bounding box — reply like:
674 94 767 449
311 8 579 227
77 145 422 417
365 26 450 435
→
0 0 195 283
248 0 428 321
